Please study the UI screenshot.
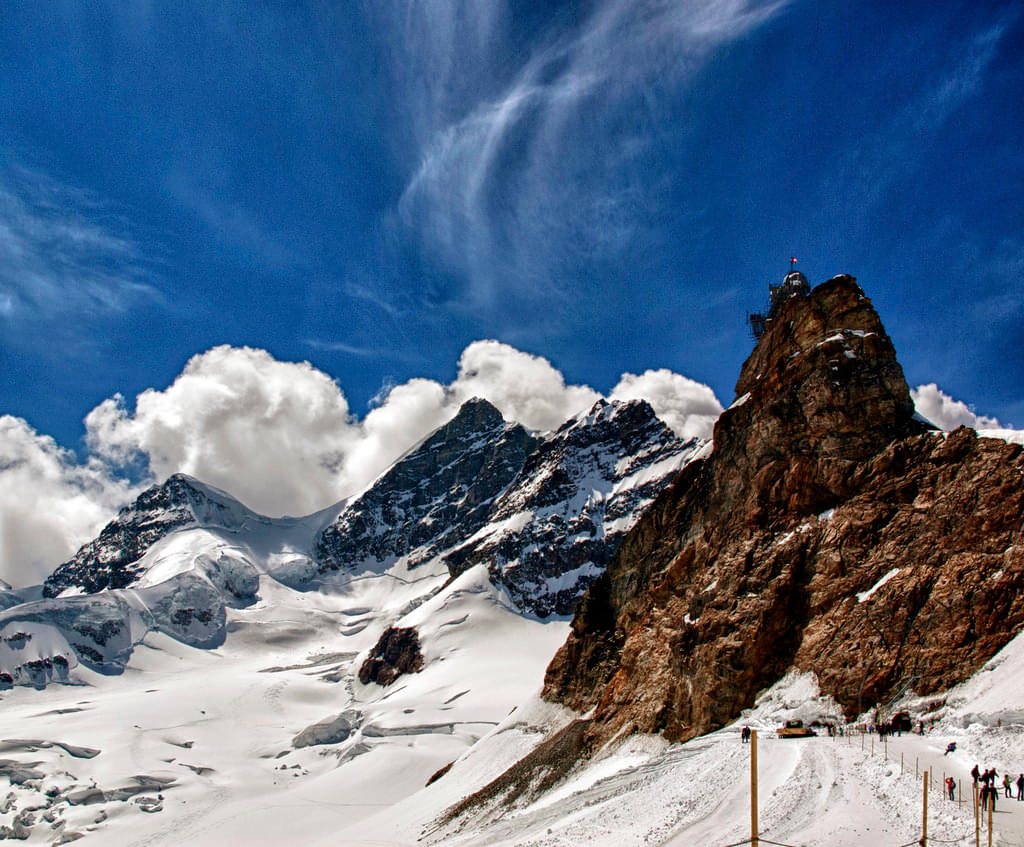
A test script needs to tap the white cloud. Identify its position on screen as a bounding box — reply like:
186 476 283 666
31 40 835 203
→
3 341 723 586
0 416 138 587
85 346 362 517
341 378 455 492
451 340 602 432
611 368 723 440
911 383 1001 431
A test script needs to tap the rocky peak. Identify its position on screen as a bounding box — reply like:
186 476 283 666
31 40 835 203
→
541 274 1024 754
314 398 541 573
441 398 700 616
708 275 925 525
43 473 252 597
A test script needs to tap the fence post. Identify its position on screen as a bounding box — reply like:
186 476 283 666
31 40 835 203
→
922 771 928 846
974 782 979 847
751 729 759 847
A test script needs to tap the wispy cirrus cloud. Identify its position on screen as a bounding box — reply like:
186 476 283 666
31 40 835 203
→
374 0 788 310
0 160 162 325
828 11 1015 223
914 19 1010 133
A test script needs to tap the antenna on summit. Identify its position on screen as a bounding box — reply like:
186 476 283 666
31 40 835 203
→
747 257 811 340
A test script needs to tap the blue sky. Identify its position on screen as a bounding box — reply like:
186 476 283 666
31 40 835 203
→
1 1 1023 582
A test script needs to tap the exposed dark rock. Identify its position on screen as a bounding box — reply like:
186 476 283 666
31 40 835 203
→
442 399 698 617
358 627 425 686
314 396 697 617
543 274 1024 750
315 398 540 574
426 760 454 786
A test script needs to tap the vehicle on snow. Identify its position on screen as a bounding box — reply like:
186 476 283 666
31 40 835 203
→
777 719 816 738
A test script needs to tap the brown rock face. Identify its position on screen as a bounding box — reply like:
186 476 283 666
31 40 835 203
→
358 627 425 686
543 275 1024 749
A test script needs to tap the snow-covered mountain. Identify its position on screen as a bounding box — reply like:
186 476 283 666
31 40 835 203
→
442 398 697 616
313 397 541 577
0 396 696 692
0 393 699 843
42 474 268 597
315 395 697 616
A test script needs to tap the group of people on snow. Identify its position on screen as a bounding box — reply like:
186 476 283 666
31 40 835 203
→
970 764 1024 810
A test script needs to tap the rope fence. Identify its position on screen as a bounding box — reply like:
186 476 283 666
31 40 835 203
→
708 729 999 847
714 829 981 847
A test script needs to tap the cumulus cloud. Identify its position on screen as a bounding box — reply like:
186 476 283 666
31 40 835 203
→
0 416 138 587
911 383 1001 431
450 340 601 432
85 346 363 517
611 368 723 440
2 341 723 586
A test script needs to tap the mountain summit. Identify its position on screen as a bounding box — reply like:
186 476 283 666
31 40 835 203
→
542 274 1024 749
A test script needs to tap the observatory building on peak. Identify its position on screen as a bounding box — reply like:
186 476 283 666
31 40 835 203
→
748 261 811 340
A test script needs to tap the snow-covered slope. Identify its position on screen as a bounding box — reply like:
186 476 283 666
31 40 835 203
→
0 562 568 845
0 393 706 841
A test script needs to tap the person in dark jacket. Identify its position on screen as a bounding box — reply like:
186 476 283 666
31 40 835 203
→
1016 773 1023 801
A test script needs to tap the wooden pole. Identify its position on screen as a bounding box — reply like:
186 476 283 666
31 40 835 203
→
751 729 759 847
922 771 928 847
975 782 979 847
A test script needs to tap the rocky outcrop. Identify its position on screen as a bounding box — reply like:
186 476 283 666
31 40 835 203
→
43 475 252 597
358 627 425 686
543 275 1024 748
